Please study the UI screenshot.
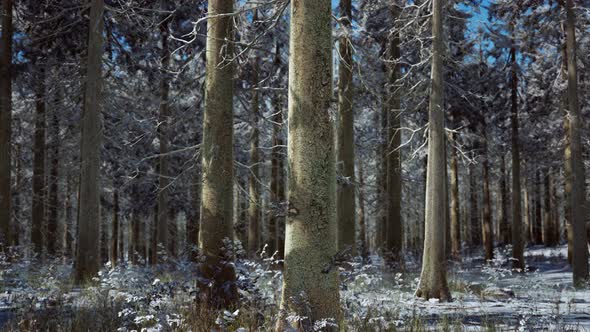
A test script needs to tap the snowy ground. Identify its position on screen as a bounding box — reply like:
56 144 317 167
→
344 245 590 330
0 245 588 331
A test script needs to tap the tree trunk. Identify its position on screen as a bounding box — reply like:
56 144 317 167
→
385 2 402 260
562 41 573 264
64 174 73 258
534 170 543 244
0 0 13 250
482 127 493 261
449 125 460 259
543 171 557 246
198 0 238 307
565 0 588 285
469 160 480 247
31 67 46 257
522 163 531 244
270 42 285 261
47 97 60 257
276 0 342 329
74 0 104 283
156 3 171 263
336 0 356 256
509 26 524 270
376 93 388 252
248 57 261 258
415 0 450 301
499 152 508 244
110 186 119 266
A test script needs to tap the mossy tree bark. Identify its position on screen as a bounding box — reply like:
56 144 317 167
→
0 0 13 251
564 0 588 285
415 0 451 301
198 0 238 307
276 0 342 329
336 0 356 256
74 0 104 283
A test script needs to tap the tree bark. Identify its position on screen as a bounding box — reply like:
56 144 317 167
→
276 0 342 329
248 57 260 258
0 0 13 250
543 170 557 246
564 0 588 285
415 0 451 301
336 0 356 256
198 0 238 307
31 67 46 257
74 0 104 283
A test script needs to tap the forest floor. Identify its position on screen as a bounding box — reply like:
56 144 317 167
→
0 244 588 331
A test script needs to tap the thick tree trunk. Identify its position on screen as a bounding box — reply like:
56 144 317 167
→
248 57 260 258
47 99 60 257
276 0 342 329
32 68 46 257
336 0 356 256
385 2 402 260
156 4 171 263
562 42 573 264
198 0 238 307
509 28 524 270
74 0 104 283
0 0 13 250
415 0 450 301
565 0 589 285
